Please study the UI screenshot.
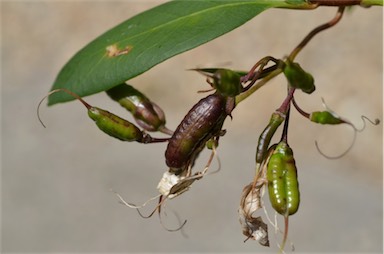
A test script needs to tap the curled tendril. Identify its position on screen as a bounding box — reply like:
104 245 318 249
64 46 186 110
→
112 189 160 210
37 88 92 128
113 189 187 232
201 141 222 176
315 98 380 159
112 144 221 232
354 115 380 132
293 97 379 159
314 131 357 160
157 196 189 233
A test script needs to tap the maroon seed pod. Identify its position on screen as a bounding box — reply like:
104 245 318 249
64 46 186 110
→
165 93 233 174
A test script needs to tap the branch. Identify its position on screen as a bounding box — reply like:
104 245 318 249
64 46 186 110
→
309 0 383 6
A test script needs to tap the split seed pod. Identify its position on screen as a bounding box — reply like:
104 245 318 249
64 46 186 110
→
239 183 269 246
238 145 276 246
267 141 300 215
106 83 171 134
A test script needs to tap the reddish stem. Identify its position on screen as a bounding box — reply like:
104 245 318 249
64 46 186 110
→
289 7 345 61
309 0 361 6
277 88 295 114
292 97 310 119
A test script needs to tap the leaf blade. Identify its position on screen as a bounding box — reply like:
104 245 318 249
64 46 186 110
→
49 0 288 105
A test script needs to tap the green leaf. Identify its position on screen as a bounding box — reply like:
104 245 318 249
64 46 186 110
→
48 0 290 105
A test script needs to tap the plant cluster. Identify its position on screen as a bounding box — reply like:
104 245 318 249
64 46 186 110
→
39 1 381 252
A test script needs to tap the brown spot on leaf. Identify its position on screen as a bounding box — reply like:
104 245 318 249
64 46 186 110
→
106 44 132 57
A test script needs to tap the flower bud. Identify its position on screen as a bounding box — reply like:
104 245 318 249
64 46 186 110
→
283 60 315 94
212 68 242 97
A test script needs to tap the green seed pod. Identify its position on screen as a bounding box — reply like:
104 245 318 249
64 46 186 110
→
310 111 344 125
283 60 315 94
267 141 300 215
256 111 285 163
106 83 168 133
37 88 156 143
212 69 242 97
88 106 144 142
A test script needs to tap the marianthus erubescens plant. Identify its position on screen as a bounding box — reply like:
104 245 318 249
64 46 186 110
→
38 0 382 252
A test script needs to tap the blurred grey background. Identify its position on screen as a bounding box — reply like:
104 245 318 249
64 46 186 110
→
1 1 382 253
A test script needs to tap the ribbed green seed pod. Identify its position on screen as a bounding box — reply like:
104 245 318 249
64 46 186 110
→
267 141 300 215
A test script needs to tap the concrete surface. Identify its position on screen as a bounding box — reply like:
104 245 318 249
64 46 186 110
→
1 1 382 253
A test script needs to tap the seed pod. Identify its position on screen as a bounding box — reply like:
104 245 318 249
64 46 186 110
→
310 111 345 125
256 111 285 163
308 101 380 159
165 94 233 173
238 182 269 246
283 60 315 94
87 107 144 142
37 88 150 143
267 141 300 215
211 69 242 97
106 83 170 133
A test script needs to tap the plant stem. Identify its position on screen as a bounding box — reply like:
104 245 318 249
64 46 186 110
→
277 88 295 114
288 7 345 61
235 68 283 105
309 0 383 6
309 0 361 5
361 0 384 6
281 105 291 144
292 97 310 119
